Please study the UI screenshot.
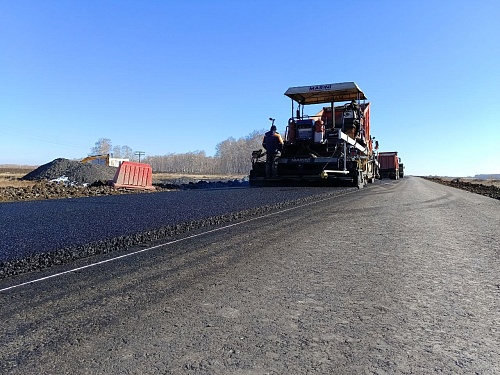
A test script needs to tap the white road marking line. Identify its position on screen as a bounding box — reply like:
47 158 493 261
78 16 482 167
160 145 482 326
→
1 191 353 292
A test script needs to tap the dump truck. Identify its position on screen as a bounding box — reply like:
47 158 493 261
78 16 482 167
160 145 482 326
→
377 152 400 179
250 82 378 188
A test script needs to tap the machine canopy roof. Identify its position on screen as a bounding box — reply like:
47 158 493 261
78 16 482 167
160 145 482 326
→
284 82 366 105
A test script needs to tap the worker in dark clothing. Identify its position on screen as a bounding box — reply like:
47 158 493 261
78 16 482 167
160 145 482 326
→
349 99 359 113
262 125 284 178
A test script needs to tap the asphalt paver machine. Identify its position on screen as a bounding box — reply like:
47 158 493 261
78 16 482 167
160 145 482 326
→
250 82 379 187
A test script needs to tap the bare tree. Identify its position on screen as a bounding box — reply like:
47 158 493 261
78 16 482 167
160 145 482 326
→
214 130 265 174
90 138 112 156
89 139 136 161
112 145 121 158
121 146 134 160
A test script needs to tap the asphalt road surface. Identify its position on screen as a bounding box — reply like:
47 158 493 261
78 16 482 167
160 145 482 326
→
1 177 499 374
0 186 348 265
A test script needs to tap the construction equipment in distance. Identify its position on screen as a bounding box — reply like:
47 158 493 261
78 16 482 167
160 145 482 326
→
399 157 405 178
250 82 378 188
81 154 129 167
377 152 403 179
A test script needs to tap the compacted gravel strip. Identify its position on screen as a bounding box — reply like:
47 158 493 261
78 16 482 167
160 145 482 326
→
0 186 355 278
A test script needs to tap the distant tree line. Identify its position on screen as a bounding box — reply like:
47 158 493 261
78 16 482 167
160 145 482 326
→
89 130 265 175
145 130 264 174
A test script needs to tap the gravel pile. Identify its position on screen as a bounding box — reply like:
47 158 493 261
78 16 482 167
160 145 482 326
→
22 158 117 184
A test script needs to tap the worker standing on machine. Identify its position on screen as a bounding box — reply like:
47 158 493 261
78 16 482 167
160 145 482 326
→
262 121 284 178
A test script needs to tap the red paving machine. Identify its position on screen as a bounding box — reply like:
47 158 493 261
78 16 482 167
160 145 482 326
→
250 82 379 187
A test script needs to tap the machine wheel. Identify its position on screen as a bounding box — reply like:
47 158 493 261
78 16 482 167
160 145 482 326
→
354 171 365 189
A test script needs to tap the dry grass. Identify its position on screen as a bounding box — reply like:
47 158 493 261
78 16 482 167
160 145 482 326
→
0 168 36 188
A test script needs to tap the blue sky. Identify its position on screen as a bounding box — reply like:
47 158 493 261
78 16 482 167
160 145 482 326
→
1 0 499 176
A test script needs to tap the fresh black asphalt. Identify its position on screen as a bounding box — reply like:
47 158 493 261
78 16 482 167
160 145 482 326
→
0 186 355 278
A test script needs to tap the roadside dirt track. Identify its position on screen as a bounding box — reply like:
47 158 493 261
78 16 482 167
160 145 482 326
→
1 177 499 374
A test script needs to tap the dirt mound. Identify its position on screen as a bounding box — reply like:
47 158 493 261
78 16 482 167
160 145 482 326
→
22 158 117 184
0 180 156 202
423 177 500 200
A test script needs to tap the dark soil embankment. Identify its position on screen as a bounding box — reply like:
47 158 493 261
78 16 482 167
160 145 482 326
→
423 177 500 200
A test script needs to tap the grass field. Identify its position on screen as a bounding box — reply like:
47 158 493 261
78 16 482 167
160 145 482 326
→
0 168 36 188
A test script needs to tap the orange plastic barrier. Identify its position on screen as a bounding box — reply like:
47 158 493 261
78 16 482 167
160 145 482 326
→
112 161 155 190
